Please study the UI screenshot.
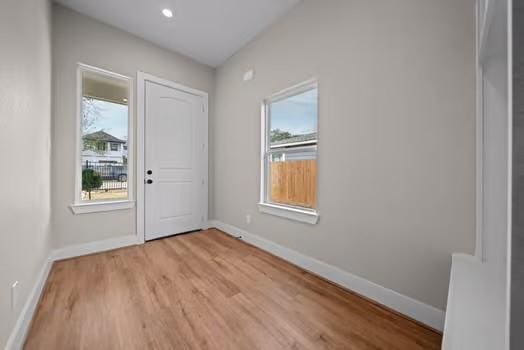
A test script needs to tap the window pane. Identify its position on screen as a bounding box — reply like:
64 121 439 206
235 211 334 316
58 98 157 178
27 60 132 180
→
269 149 317 209
270 88 317 147
81 70 129 202
265 84 318 210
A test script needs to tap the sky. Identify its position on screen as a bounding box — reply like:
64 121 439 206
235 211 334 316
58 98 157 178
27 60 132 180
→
270 88 317 136
82 88 316 141
83 99 128 140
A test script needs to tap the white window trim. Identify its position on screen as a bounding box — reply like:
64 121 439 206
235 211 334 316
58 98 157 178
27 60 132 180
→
71 63 135 215
259 78 320 224
71 200 135 215
258 202 319 224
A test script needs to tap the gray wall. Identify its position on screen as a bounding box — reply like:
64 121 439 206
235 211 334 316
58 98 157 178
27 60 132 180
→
512 2 524 348
0 0 52 346
213 0 476 310
51 5 215 248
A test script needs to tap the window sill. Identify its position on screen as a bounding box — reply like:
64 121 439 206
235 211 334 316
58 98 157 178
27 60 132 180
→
70 200 135 215
258 202 319 224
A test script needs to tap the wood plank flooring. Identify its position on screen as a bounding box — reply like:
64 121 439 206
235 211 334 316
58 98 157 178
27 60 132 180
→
25 229 442 349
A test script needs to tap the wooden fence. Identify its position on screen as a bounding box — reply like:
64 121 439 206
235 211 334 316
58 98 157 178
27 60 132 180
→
270 160 317 209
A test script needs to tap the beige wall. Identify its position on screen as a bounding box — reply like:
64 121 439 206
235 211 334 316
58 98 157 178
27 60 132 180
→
0 0 477 344
0 0 52 346
51 5 215 248
213 0 476 310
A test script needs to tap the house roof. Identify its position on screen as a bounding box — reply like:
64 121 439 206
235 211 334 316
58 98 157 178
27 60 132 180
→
271 132 317 147
83 130 126 143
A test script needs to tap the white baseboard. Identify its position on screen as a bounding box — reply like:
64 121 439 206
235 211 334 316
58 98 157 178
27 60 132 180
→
4 224 445 349
209 220 445 331
51 234 139 261
4 234 140 350
4 257 53 350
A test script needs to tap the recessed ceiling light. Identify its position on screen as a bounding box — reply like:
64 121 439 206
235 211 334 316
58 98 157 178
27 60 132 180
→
162 8 173 18
122 98 128 102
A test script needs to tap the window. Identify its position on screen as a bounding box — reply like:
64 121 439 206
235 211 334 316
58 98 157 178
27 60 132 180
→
71 64 134 214
259 80 319 224
97 142 108 151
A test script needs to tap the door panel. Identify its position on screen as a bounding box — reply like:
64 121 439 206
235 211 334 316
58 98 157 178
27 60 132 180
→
145 81 205 241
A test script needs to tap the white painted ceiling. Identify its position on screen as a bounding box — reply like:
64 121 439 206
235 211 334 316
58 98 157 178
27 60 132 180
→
54 0 301 67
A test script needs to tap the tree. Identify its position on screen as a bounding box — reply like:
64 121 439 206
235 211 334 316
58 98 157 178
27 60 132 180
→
82 97 102 134
82 168 103 200
82 97 107 154
270 129 294 143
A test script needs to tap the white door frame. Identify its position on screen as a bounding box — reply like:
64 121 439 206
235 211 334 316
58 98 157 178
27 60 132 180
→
136 71 208 244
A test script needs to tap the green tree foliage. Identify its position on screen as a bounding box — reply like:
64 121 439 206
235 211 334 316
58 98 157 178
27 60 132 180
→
82 168 103 200
270 129 293 143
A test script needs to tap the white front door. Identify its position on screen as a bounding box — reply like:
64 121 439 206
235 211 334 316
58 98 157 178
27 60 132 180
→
144 81 206 241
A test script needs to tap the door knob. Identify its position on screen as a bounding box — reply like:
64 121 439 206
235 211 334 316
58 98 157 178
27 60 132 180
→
146 179 153 184
147 170 152 175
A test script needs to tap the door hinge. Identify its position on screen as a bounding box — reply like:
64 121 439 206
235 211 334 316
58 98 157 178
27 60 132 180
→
202 104 205 112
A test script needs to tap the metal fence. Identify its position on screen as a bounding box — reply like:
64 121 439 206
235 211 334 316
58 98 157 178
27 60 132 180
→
82 161 128 191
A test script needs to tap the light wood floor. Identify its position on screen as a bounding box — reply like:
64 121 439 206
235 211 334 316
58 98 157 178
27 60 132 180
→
25 229 441 349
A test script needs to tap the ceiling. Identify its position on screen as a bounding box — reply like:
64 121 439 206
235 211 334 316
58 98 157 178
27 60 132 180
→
54 0 301 67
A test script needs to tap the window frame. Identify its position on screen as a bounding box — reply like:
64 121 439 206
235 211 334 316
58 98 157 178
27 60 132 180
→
258 79 319 224
71 63 135 214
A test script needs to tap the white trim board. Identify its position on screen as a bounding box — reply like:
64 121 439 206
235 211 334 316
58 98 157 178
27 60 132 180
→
51 234 139 261
258 202 319 224
4 234 140 350
209 220 445 331
4 257 53 350
70 200 135 215
4 226 444 349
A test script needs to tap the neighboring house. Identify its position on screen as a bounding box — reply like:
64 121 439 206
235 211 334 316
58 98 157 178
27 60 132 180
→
82 130 128 164
271 132 317 161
